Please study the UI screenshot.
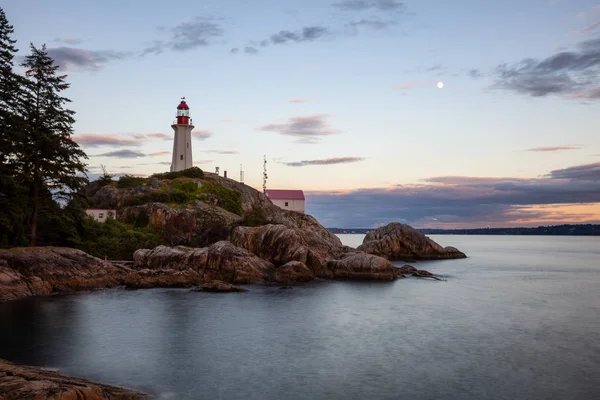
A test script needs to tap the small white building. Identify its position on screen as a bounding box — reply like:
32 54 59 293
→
86 208 117 223
265 190 305 213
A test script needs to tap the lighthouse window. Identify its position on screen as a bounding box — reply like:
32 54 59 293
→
187 142 189 148
180 155 183 160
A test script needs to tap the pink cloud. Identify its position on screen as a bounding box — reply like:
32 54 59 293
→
571 20 600 34
74 134 138 147
149 151 170 156
289 97 308 103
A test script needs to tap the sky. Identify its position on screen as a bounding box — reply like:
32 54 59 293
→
4 0 600 228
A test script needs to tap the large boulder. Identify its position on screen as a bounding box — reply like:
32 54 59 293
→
357 223 467 261
0 358 147 399
275 261 315 284
133 241 276 284
0 247 122 301
328 253 398 280
230 224 343 278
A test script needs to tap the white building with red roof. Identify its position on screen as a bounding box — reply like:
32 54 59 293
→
265 189 305 213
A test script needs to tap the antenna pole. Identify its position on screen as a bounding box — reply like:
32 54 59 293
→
240 164 244 184
263 155 268 194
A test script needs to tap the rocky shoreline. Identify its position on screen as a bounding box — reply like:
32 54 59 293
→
0 222 465 302
0 358 148 399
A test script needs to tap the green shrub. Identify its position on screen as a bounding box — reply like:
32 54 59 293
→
117 175 149 189
151 167 204 180
122 191 171 207
169 179 200 194
199 182 242 215
124 210 150 228
74 218 164 260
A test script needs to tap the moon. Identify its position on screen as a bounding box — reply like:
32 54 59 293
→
437 82 444 89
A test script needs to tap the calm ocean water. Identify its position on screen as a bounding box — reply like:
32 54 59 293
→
1 235 599 400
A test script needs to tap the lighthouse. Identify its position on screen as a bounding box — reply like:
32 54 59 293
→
170 98 194 172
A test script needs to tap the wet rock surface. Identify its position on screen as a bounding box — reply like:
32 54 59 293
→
192 280 247 292
0 358 147 399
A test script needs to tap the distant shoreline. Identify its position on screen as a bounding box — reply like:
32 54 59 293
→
328 224 600 236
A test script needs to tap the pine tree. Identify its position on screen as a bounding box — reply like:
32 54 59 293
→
0 7 26 246
19 43 88 245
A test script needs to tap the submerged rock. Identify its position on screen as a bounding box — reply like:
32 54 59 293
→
357 223 467 261
0 358 147 399
192 280 247 292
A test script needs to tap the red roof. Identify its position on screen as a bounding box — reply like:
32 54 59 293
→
266 189 305 200
177 100 189 110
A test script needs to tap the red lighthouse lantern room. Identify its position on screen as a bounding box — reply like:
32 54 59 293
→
176 98 190 125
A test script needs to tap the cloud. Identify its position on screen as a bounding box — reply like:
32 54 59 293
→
201 150 239 155
270 26 329 45
244 46 259 54
347 18 396 30
54 38 82 45
333 0 406 12
572 21 600 34
289 97 308 103
525 145 581 152
47 47 131 71
547 162 600 180
95 150 146 158
469 69 482 78
493 36 600 99
192 130 212 139
306 164 600 228
258 114 342 143
393 79 439 89
150 151 170 156
145 133 171 140
282 157 365 167
142 17 224 55
74 134 138 147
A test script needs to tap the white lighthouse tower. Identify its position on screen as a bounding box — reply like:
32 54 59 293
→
170 98 194 172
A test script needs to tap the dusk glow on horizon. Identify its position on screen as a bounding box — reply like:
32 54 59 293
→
4 0 600 228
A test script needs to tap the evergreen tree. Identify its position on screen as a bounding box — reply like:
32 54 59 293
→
19 43 88 245
0 7 26 246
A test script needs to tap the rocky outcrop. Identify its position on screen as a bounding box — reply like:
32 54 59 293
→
230 224 343 278
357 223 467 261
328 253 399 280
122 201 241 247
0 247 122 302
192 280 247 292
0 358 147 399
133 241 275 284
275 261 315 284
